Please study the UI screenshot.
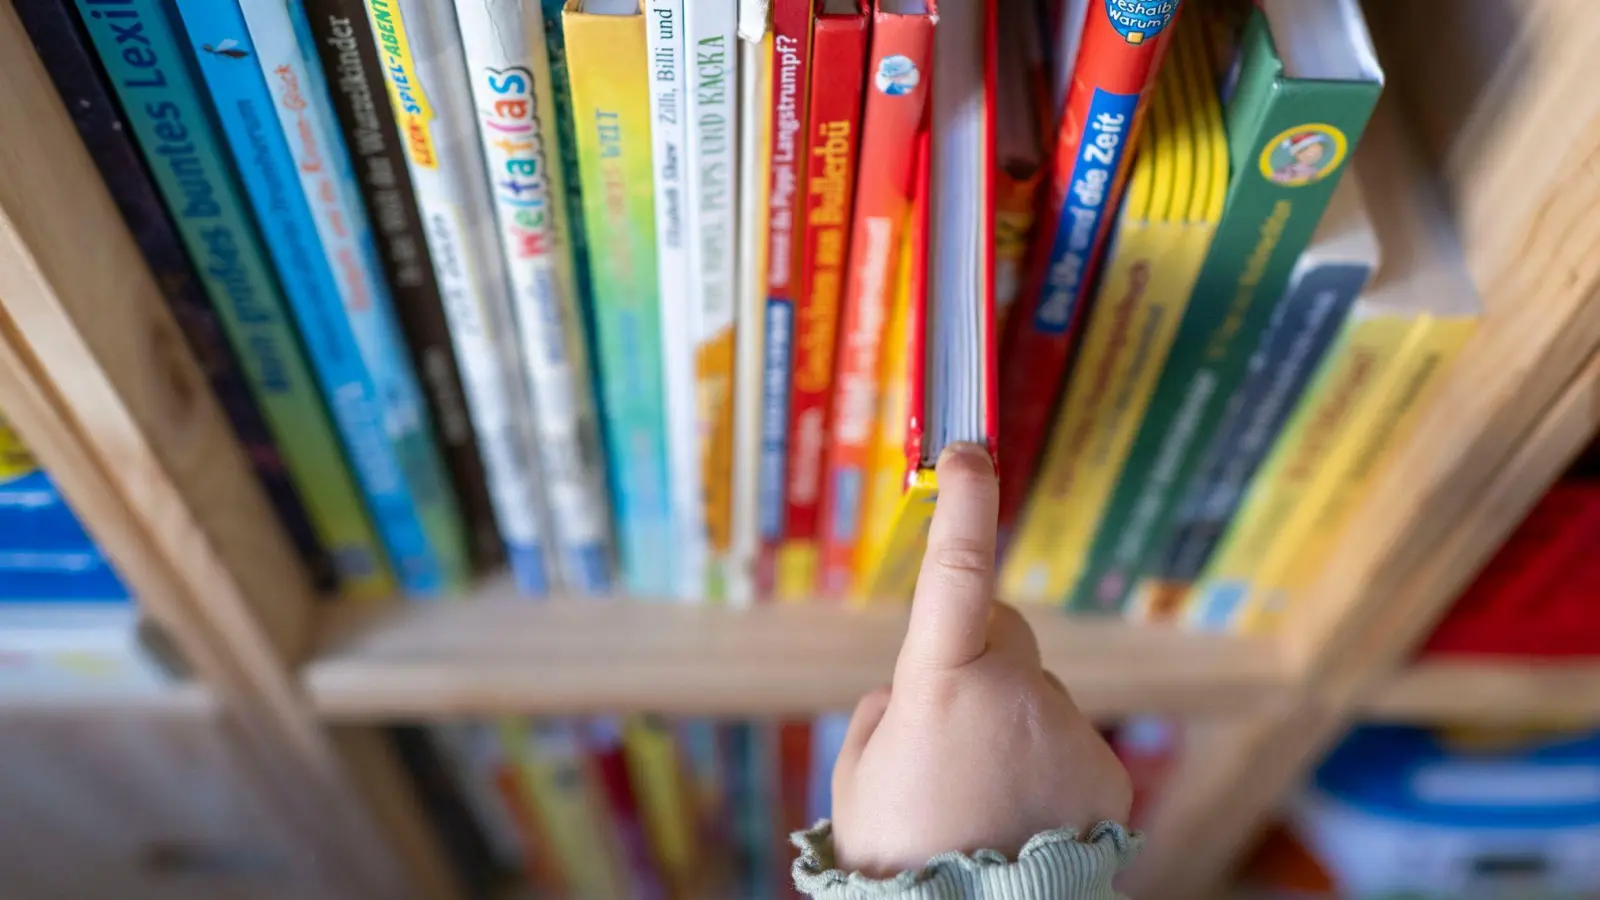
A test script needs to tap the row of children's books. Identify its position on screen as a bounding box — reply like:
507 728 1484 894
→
396 715 853 899
16 0 1479 630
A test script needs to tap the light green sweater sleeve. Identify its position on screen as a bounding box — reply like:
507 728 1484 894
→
791 821 1142 900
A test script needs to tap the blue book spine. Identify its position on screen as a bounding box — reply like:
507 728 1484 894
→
169 0 453 595
1155 261 1372 583
69 0 396 600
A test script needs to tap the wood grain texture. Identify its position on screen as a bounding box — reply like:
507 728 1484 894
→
307 576 1288 718
0 708 338 900
0 11 455 899
1367 661 1600 723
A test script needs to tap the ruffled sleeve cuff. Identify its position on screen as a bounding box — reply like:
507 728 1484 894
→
791 821 1142 900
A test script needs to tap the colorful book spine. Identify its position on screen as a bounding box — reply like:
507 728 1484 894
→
67 0 393 599
589 719 670 898
301 0 504 575
644 0 704 600
777 0 868 600
755 0 815 592
508 719 626 897
363 0 552 594
815 0 934 595
621 716 696 893
1146 183 1375 604
454 0 616 595
538 0 602 403
1248 318 1473 632
170 0 465 595
685 0 740 601
1185 315 1407 630
1066 7 1382 613
997 0 1182 534
563 1 675 598
1001 27 1224 605
728 30 772 605
17 0 341 596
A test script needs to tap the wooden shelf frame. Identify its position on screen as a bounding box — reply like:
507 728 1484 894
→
306 577 1291 720
2 2 1599 899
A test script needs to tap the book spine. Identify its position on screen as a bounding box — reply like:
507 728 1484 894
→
685 0 740 601
621 716 696 892
775 719 811 896
170 0 459 595
301 0 504 576
249 0 473 590
514 719 627 897
997 0 1180 532
1184 314 1410 630
778 6 868 600
1151 260 1370 591
755 0 814 592
16 0 339 595
563 6 676 598
538 1 602 403
817 7 935 596
728 36 772 605
363 0 552 594
1250 317 1473 632
643 0 702 599
387 726 507 898
67 0 393 599
454 0 616 595
1066 56 1381 614
589 719 669 898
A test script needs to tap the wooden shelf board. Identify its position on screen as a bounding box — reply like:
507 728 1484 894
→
305 577 1288 719
0 680 215 718
1365 659 1600 723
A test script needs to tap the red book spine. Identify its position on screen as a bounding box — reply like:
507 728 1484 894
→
774 720 812 898
995 0 1180 531
756 0 817 593
981 0 999 463
902 129 934 476
783 2 872 565
816 2 935 594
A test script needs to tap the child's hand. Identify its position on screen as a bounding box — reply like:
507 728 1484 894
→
830 442 1133 876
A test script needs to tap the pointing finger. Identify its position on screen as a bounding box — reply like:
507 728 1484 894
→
899 442 1000 673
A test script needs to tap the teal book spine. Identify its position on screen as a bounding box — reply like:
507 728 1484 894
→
70 0 395 599
1066 9 1381 613
168 0 460 595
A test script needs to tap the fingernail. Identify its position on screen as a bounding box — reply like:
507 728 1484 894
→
937 442 991 472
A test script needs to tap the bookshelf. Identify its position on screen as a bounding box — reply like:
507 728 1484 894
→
1 2 1599 900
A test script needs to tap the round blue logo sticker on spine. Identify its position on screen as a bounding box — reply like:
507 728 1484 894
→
1104 0 1180 45
874 55 920 96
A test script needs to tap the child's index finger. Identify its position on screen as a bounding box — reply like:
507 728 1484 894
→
898 442 1000 674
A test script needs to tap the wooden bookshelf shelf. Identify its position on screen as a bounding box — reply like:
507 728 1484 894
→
1365 660 1600 724
0 680 215 718
304 576 1290 720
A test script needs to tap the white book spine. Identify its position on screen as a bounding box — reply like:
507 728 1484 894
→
645 0 705 600
363 0 551 593
727 36 768 606
454 0 615 595
683 0 738 597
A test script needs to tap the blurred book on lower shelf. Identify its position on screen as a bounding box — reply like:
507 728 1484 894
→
0 412 181 698
1236 725 1600 900
1421 434 1600 660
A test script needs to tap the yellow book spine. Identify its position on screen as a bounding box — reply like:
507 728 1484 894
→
502 720 622 898
621 715 696 888
1251 316 1475 631
1186 315 1413 629
850 222 916 602
858 468 939 601
777 541 818 601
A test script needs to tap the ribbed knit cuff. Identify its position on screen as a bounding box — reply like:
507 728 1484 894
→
791 820 1142 900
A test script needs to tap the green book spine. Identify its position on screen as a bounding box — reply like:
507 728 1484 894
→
1066 10 1380 613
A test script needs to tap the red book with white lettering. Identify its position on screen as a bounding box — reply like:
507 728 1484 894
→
814 0 936 596
755 0 816 597
777 0 872 599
